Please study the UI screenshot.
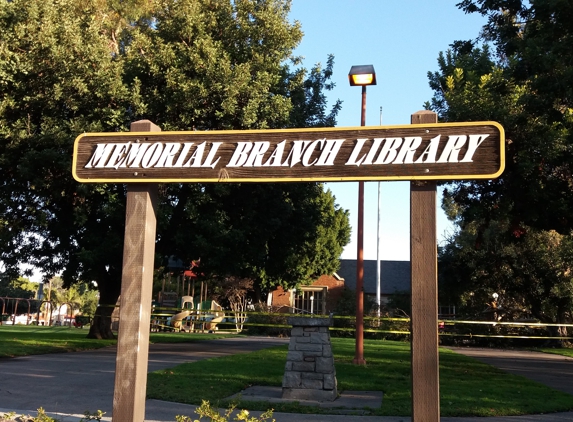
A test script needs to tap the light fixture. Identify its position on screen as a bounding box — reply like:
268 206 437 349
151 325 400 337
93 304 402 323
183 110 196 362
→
348 65 377 86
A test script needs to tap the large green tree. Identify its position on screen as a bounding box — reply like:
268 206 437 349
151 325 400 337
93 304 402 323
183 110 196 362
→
429 0 573 233
158 183 350 301
429 0 573 332
122 0 348 297
0 0 135 338
439 221 573 334
0 276 37 298
0 0 349 338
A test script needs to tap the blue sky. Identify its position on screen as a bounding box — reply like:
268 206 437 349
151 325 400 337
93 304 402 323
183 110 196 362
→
289 1 487 261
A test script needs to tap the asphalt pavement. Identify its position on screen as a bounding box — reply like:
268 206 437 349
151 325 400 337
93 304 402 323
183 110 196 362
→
449 347 573 396
0 337 572 421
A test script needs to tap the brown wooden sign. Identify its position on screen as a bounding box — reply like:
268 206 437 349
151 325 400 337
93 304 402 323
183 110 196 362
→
72 122 504 183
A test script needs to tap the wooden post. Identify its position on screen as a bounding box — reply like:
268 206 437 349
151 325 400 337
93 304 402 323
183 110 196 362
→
112 120 160 422
410 110 440 421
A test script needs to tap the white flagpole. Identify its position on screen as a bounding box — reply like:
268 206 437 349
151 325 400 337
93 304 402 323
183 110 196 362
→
376 106 383 316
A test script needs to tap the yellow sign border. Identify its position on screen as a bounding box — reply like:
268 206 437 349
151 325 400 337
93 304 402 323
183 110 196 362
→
72 121 505 183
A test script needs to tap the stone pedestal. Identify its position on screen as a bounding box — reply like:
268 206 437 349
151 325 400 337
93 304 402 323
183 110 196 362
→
282 316 338 401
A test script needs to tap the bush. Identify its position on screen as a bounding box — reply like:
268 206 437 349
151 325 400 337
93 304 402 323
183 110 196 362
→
243 305 290 337
176 400 274 422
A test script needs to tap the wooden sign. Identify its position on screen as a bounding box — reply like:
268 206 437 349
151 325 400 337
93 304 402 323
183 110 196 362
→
73 122 504 183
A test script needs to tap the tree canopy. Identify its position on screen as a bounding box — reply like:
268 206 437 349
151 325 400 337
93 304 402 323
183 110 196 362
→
429 0 573 233
0 0 350 338
429 0 573 331
0 276 37 298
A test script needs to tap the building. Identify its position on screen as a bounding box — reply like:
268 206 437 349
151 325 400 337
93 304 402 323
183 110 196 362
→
267 274 346 315
337 259 411 303
268 259 411 314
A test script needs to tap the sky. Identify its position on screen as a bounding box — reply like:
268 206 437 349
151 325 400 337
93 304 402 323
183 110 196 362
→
289 1 487 261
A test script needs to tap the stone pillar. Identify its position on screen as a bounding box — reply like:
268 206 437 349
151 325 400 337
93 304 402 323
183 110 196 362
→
282 316 337 401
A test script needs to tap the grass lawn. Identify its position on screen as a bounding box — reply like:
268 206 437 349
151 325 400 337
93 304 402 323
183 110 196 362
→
0 325 236 357
539 348 573 358
147 338 573 417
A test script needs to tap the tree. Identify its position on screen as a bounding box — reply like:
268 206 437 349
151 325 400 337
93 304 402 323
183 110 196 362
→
429 1 573 233
0 276 38 298
124 0 349 298
428 1 573 335
76 282 100 317
39 277 98 324
0 0 139 338
157 183 350 301
0 0 349 339
439 221 573 338
211 276 253 332
287 54 342 128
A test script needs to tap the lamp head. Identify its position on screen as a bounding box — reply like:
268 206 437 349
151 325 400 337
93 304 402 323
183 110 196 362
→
349 64 377 86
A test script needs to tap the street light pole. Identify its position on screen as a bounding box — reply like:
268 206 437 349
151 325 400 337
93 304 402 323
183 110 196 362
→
355 86 367 365
348 65 376 365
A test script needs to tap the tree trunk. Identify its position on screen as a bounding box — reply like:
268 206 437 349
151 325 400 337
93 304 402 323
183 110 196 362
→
87 275 121 339
88 303 116 339
556 306 570 347
537 307 570 348
253 281 262 304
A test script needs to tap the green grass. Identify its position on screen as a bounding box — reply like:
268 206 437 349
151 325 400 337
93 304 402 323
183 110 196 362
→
147 338 573 417
0 326 115 357
539 348 573 358
438 347 571 417
0 325 236 357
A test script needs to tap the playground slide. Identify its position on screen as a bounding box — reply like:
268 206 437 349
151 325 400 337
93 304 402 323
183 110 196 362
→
205 315 224 331
165 298 225 332
169 310 191 330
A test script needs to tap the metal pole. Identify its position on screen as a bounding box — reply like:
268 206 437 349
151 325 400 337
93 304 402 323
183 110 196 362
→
376 181 381 316
47 278 52 326
353 85 367 365
376 105 383 317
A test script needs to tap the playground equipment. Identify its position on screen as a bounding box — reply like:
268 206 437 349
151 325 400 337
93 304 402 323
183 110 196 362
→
153 261 227 332
0 297 42 325
169 296 194 330
192 299 225 332
151 295 226 332
170 297 225 332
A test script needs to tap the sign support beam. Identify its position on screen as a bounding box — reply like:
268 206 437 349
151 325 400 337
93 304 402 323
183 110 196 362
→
410 110 440 421
112 120 160 422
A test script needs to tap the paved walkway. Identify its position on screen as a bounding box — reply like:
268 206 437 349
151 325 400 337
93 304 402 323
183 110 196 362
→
0 337 287 420
0 338 572 421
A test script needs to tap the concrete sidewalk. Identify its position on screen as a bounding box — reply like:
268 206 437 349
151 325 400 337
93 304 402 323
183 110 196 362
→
1 338 572 421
